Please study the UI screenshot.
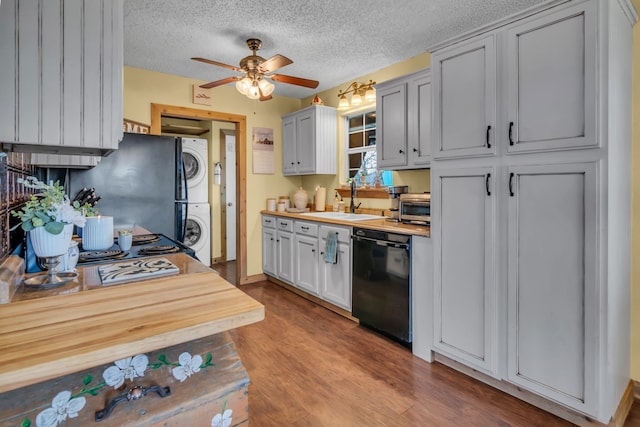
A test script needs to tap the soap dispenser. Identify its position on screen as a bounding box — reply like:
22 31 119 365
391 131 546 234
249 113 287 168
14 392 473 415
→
333 192 340 212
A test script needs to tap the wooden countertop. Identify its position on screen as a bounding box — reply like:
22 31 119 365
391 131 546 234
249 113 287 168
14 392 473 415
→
0 253 264 393
261 210 430 237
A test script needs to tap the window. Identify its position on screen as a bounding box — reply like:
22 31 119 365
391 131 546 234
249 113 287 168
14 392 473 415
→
346 111 392 186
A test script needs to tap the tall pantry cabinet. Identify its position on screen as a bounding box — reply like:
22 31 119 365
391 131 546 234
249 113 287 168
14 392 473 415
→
428 0 634 422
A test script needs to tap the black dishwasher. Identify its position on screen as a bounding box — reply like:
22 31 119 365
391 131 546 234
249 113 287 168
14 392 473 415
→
351 228 411 347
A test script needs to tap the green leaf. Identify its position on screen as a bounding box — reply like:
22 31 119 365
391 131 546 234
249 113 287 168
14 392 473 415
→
205 353 212 364
21 221 34 232
20 418 32 427
44 221 64 235
158 354 167 363
83 374 93 385
31 218 44 228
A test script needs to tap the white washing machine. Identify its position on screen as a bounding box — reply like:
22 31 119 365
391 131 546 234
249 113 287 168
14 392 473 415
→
185 203 211 266
182 138 209 203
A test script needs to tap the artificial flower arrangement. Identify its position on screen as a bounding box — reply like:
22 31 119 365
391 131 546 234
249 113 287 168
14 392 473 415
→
11 177 86 234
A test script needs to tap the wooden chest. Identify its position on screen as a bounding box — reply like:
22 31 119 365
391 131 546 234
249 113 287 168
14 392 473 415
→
0 332 249 426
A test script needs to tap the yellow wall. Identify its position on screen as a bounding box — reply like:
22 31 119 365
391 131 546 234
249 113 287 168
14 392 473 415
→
123 66 302 276
630 0 640 381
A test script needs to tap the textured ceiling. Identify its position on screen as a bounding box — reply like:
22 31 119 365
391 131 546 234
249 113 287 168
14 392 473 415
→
124 0 549 99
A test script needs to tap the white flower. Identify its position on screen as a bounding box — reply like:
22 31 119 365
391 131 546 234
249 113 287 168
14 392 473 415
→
211 408 233 427
35 390 86 427
55 201 87 227
102 354 148 388
172 352 203 382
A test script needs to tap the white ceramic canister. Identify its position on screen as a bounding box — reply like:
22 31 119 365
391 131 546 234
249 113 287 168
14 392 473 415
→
82 216 114 250
266 198 276 211
292 187 308 209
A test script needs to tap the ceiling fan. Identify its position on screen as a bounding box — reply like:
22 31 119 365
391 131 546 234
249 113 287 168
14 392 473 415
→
192 38 319 101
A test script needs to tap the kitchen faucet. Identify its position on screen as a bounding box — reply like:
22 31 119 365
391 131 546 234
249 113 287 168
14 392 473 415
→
350 180 362 213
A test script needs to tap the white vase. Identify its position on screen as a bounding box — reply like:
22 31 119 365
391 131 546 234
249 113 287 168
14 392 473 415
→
293 187 309 209
29 223 74 257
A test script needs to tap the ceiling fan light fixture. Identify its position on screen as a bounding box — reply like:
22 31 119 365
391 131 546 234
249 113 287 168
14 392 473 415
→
236 76 252 95
258 78 275 96
247 83 261 100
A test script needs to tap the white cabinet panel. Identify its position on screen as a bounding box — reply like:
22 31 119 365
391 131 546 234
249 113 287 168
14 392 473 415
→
281 105 336 176
432 36 496 159
376 81 407 168
318 224 352 311
505 1 597 152
507 163 597 411
276 231 294 283
432 167 496 374
0 0 124 155
295 234 319 296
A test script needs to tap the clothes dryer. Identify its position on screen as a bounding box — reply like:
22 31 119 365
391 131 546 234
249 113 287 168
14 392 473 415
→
185 203 211 266
182 138 209 203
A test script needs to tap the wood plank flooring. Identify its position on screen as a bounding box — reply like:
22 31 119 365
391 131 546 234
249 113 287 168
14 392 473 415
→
215 262 640 426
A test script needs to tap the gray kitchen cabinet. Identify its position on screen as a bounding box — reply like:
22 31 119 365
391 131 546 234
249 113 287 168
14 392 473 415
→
30 154 101 169
275 218 294 283
375 68 432 170
318 224 351 311
431 166 497 375
411 235 433 363
0 0 124 156
281 105 337 176
376 79 407 168
504 1 597 153
427 0 634 422
261 216 277 276
431 35 496 160
294 221 320 296
506 162 597 412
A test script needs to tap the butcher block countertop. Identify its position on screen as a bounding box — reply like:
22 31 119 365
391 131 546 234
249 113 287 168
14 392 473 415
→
261 210 430 237
0 253 264 394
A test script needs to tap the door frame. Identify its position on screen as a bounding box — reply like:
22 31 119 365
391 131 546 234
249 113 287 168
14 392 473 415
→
150 103 247 285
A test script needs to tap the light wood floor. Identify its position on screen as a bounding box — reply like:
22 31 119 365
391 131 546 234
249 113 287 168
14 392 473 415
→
214 261 640 426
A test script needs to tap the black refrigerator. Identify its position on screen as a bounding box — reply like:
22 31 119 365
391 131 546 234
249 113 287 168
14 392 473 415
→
69 133 188 242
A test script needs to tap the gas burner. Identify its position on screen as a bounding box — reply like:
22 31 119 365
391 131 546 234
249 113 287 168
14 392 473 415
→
78 249 128 263
138 245 179 256
132 234 161 245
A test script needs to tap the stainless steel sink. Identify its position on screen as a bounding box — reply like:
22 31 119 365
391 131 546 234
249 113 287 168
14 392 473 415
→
299 212 385 221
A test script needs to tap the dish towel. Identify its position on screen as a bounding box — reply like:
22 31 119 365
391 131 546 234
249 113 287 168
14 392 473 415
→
323 231 338 264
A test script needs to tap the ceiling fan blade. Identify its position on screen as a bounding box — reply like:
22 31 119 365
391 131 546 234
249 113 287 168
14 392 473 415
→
269 74 319 89
199 76 240 89
258 54 293 73
191 57 242 73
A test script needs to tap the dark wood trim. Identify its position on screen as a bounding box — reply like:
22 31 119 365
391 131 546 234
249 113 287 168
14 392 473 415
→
150 103 247 286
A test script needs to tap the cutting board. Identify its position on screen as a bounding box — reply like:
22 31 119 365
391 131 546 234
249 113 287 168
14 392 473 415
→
98 257 179 284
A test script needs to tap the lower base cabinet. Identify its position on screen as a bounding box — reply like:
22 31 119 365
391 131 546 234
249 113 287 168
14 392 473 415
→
318 224 351 311
262 215 352 312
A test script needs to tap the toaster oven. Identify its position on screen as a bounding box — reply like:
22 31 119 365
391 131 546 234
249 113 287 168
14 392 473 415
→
399 193 430 225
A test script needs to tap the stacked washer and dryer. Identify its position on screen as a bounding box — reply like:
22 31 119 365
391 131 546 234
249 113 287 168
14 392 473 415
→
182 138 211 266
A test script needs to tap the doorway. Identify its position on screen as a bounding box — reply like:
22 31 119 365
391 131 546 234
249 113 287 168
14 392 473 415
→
150 103 248 285
220 129 236 262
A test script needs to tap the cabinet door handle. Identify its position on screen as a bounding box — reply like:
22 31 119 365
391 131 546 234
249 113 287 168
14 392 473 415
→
486 125 491 148
399 149 404 154
485 173 491 196
508 121 514 146
509 172 515 196
301 226 309 230
311 249 316 253
276 239 280 243
413 147 418 153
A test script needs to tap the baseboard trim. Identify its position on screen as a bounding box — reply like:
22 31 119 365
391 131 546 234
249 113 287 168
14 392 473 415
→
266 276 358 322
433 353 632 427
239 274 267 285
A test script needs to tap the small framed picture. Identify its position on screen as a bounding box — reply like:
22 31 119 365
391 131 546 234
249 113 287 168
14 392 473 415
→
193 85 213 106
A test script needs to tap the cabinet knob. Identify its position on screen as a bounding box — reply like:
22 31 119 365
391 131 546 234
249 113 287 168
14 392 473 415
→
311 249 315 253
412 148 418 153
399 149 404 154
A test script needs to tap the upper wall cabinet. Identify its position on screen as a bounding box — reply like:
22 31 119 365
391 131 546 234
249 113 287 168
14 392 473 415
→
376 68 431 170
432 36 496 159
0 0 124 157
431 0 597 159
282 105 337 176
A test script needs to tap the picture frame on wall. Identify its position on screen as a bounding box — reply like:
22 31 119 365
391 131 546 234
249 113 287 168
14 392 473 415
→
192 85 213 106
